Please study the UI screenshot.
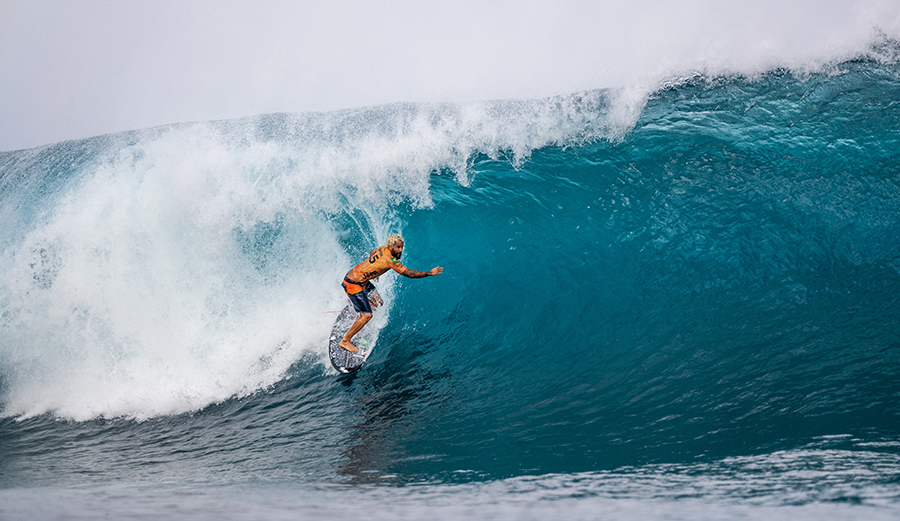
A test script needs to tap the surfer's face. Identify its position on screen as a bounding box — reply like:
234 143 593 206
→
390 241 403 259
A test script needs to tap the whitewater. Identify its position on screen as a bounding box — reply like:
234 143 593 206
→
2 39 900 521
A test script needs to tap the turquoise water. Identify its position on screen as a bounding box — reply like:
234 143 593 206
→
1 54 899 519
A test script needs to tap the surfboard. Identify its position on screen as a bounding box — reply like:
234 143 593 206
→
328 305 375 374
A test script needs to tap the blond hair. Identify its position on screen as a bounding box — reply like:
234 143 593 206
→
386 234 404 248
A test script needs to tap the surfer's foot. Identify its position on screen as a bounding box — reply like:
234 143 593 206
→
339 339 359 353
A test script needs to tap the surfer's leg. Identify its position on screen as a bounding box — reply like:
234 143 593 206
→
368 287 383 308
341 284 374 352
340 312 372 352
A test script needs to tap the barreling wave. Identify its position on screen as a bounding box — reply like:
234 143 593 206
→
0 49 898 484
0 85 640 420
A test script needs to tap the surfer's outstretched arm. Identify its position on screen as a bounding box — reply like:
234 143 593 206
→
394 264 443 278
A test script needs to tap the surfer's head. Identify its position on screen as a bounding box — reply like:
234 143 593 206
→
386 234 404 259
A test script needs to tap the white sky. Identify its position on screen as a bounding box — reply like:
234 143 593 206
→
2 0 899 151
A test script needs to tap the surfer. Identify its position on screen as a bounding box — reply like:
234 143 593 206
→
339 234 442 352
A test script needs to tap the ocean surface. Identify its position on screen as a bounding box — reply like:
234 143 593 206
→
1 49 899 519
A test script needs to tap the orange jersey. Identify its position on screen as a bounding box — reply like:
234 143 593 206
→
343 246 403 294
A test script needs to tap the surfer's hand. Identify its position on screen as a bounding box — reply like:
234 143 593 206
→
430 267 443 276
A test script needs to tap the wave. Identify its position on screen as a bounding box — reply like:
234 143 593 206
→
0 48 898 454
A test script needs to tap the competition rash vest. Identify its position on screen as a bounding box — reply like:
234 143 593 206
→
343 246 402 294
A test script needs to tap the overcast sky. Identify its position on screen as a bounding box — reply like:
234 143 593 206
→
2 0 899 151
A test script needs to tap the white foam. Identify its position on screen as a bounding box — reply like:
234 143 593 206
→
0 128 369 420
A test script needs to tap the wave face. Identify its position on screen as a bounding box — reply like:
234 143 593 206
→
1 54 899 503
